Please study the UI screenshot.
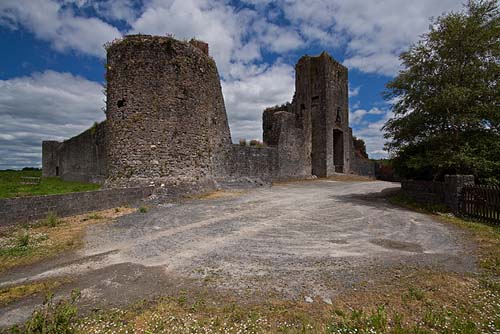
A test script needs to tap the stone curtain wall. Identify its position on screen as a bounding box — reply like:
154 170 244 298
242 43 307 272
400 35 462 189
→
224 145 278 179
0 187 153 226
42 122 107 184
263 104 293 147
104 35 232 188
401 175 474 211
351 155 376 178
274 112 311 179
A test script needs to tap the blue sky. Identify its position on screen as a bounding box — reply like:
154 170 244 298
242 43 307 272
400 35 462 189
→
0 0 463 169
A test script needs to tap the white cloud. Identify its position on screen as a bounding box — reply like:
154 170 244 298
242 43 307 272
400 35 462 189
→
348 85 360 97
65 0 140 24
278 0 462 76
299 24 341 46
92 0 139 23
129 0 308 77
344 53 402 77
251 19 304 53
131 0 252 75
222 63 295 141
353 110 394 159
0 0 121 58
0 71 104 169
350 107 384 125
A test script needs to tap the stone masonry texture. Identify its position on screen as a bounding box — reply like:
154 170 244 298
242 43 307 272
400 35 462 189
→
401 175 475 212
0 187 153 226
42 35 375 195
42 121 107 184
104 35 231 189
262 52 356 178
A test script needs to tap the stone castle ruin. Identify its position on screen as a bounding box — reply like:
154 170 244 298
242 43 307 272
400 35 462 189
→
42 35 374 193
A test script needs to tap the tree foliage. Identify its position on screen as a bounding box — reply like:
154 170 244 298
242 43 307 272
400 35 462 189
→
353 136 369 159
383 0 500 184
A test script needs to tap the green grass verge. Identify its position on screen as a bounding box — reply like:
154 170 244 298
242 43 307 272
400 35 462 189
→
0 170 100 198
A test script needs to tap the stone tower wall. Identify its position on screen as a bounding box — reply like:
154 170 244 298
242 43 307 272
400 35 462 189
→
263 104 311 179
42 121 107 184
104 35 231 187
294 53 351 177
42 141 60 178
263 52 354 179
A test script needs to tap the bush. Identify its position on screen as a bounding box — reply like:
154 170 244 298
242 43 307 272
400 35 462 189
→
16 230 30 247
86 213 102 220
12 290 81 334
42 212 59 228
138 206 148 213
239 139 247 146
247 139 265 148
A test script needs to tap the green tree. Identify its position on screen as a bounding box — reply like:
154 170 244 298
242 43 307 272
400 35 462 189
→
383 0 500 184
353 136 369 159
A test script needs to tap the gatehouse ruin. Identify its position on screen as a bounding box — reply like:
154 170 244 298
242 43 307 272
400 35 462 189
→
42 35 374 193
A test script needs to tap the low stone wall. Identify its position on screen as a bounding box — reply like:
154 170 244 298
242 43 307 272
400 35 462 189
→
351 155 376 178
0 187 153 226
401 180 446 202
401 175 474 211
224 145 278 179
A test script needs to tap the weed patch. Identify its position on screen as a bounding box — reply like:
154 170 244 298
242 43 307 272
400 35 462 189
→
0 230 47 258
0 280 68 307
10 290 80 334
0 207 134 272
39 212 59 228
84 213 103 221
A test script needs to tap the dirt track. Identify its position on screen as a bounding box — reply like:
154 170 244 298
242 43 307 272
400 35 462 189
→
0 180 476 327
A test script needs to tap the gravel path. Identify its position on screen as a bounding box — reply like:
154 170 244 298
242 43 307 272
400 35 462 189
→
0 180 476 327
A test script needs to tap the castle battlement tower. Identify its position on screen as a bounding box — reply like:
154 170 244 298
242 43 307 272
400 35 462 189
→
104 35 231 187
295 52 351 176
263 52 353 178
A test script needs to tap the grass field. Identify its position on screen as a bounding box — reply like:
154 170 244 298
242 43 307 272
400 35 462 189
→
0 170 100 199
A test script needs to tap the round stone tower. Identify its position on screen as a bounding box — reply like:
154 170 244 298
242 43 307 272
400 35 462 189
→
104 35 231 189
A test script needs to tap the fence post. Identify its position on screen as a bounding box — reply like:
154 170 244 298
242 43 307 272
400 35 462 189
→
444 175 475 213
